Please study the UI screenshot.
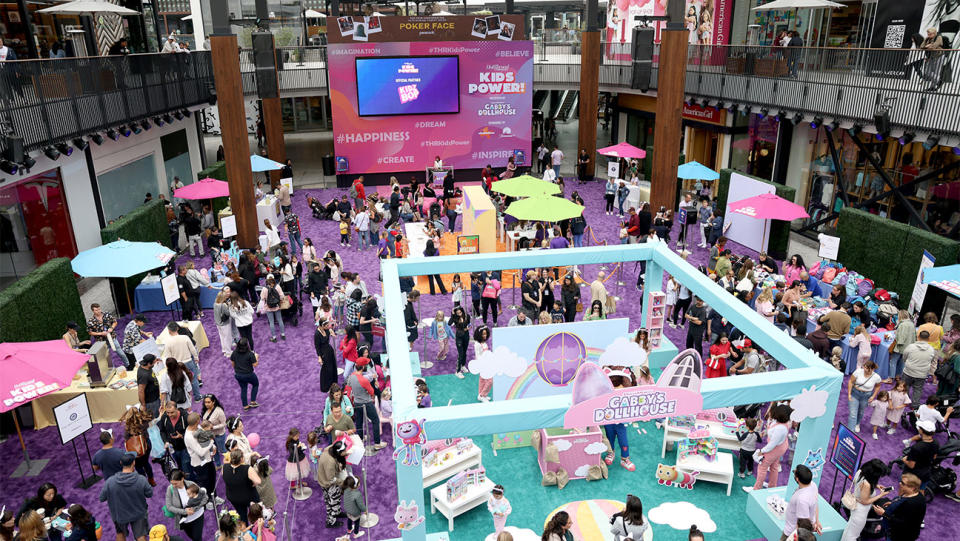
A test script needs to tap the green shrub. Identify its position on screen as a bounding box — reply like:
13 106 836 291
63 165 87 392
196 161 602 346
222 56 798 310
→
715 169 796 260
100 200 171 307
836 207 960 299
0 258 86 343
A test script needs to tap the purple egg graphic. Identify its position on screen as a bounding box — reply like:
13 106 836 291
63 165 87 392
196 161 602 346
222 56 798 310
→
535 332 587 386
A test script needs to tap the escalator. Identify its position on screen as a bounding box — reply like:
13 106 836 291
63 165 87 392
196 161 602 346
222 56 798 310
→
555 90 579 121
534 90 549 111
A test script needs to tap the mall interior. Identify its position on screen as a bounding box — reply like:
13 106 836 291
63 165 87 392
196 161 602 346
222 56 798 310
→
1 1 959 541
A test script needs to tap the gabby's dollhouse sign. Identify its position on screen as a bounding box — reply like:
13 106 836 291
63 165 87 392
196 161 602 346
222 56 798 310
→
564 349 704 429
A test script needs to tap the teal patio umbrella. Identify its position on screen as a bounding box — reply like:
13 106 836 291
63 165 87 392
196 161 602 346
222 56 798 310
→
677 160 720 180
251 154 284 172
71 239 176 313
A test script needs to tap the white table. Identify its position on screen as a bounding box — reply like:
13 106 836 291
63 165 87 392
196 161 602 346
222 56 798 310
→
430 478 495 531
676 450 734 495
661 419 740 458
422 443 482 488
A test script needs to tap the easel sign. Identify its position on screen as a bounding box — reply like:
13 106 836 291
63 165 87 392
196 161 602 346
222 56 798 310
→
829 423 865 481
53 394 100 489
607 160 620 180
221 215 238 238
132 338 160 363
817 234 840 261
160 273 180 306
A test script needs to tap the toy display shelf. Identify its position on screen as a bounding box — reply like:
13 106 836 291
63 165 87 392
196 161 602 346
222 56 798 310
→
429 477 495 531
422 442 482 488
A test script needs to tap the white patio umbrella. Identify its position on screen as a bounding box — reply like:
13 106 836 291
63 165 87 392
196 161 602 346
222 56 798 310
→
182 14 194 21
38 0 139 15
304 9 326 18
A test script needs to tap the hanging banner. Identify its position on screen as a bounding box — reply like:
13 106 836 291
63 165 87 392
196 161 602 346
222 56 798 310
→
604 0 733 61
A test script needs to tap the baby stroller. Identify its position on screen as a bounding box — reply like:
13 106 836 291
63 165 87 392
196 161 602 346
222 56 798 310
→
890 434 960 501
902 398 959 440
280 292 300 327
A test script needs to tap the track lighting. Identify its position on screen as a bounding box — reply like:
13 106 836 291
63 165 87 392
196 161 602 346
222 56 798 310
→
173 111 183 121
727 103 738 114
827 121 840 132
182 109 191 118
141 120 151 131
72 138 88 151
793 113 804 124
848 124 862 136
810 116 823 129
22 155 36 169
923 136 940 150
119 126 132 137
758 107 768 119
164 114 174 124
0 160 17 175
43 146 60 160
875 131 889 141
154 116 165 127
90 133 104 145
899 133 915 145
130 123 142 135
106 129 119 141
55 143 73 157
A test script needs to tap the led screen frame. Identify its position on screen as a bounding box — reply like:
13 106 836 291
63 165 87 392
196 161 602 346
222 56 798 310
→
354 55 461 117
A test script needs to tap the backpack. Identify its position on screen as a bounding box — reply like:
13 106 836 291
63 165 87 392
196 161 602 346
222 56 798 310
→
857 278 874 297
169 383 187 405
845 276 860 298
874 289 891 302
832 271 848 286
821 267 838 283
266 286 281 308
349 184 358 198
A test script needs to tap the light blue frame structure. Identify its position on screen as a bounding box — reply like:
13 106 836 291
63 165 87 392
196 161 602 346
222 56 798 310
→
382 243 843 540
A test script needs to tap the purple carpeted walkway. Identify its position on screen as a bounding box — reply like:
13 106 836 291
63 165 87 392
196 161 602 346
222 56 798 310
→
1 178 954 540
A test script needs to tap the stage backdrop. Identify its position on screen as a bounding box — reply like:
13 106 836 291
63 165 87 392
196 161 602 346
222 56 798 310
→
328 16 532 175
724 172 776 254
488 319 630 401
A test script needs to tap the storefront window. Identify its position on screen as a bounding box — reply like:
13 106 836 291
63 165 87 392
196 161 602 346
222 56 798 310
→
729 113 778 181
162 129 193 196
97 155 159 222
0 169 77 286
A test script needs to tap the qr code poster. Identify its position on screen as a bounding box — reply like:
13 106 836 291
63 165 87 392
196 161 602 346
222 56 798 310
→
883 24 906 49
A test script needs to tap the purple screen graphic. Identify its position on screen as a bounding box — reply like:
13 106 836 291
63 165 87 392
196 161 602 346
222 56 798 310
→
356 56 460 117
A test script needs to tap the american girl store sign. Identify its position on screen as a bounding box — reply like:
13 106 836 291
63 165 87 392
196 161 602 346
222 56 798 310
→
564 350 704 429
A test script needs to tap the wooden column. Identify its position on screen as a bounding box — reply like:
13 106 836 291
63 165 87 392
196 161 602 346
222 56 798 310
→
263 96 286 188
650 28 688 212
211 34 258 249
577 0 600 179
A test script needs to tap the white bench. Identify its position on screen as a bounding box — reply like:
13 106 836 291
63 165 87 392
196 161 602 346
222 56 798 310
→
676 450 734 496
430 478 495 531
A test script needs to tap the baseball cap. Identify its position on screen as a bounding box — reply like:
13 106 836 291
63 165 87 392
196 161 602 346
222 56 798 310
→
149 524 167 541
741 339 752 349
917 420 936 433
355 356 371 368
120 452 137 467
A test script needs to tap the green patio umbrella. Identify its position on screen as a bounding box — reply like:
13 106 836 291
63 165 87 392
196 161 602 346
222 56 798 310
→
491 175 561 198
506 195 584 222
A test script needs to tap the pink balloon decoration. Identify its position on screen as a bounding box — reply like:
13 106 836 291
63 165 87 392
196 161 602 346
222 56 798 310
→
247 432 260 448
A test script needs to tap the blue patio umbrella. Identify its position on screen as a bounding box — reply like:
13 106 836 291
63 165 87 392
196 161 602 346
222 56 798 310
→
251 154 284 172
71 239 176 313
677 160 720 180
922 264 960 297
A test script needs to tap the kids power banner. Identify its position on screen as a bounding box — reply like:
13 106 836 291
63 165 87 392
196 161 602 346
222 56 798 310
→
605 0 732 61
328 39 533 174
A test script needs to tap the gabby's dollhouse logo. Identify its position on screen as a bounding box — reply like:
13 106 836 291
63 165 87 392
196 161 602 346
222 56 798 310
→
563 349 704 429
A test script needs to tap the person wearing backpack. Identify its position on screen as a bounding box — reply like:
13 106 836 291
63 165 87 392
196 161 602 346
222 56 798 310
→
160 357 194 410
259 276 286 343
345 357 386 451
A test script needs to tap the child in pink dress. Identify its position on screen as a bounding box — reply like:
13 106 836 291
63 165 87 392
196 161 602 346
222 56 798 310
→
886 379 911 434
486 484 511 534
868 390 890 440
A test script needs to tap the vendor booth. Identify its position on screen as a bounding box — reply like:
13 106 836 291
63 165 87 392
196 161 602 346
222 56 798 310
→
380 244 846 541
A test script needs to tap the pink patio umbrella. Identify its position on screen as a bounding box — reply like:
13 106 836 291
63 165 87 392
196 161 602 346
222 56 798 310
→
173 177 230 200
597 142 647 159
1 340 91 476
727 192 809 252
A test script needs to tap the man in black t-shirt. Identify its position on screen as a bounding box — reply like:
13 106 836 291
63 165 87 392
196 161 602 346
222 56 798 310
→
873 473 926 541
176 266 198 320
359 297 381 349
520 271 541 321
386 186 401 227
137 354 161 418
901 421 939 484
685 297 707 357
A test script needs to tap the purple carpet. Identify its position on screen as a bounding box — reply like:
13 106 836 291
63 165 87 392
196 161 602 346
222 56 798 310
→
2 179 954 541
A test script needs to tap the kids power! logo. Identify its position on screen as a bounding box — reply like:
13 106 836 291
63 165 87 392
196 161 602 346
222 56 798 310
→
468 70 526 95
397 62 421 104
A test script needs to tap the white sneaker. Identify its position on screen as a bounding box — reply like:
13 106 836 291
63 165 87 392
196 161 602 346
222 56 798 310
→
762 482 768 488
478 395 484 401
205 502 214 510
872 433 878 440
902 438 912 445
854 425 860 433
456 371 464 379
742 487 754 493
738 472 746 479
887 427 896 434
354 533 366 539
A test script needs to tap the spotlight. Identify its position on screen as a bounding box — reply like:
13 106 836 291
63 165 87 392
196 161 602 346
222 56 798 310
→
22 155 36 169
758 107 768 119
810 116 824 129
154 116 165 127
685 97 692 106
163 114 173 124
106 129 119 141
899 132 915 145
793 113 804 124
72 138 88 151
141 120 151 131
953 147 960 156
923 136 940 150
173 111 183 120
0 160 17 175
778 110 787 120
714 102 723 112
182 109 191 118
873 109 891 134
827 121 840 132
119 126 132 137
54 143 73 157
875 131 889 141
130 123 142 135
848 124 863 136
90 133 104 145
43 146 60 160
727 103 738 114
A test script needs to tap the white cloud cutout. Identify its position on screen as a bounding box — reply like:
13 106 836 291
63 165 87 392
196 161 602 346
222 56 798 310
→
648 502 717 532
583 441 607 455
574 464 591 477
553 439 572 452
790 386 829 423
468 346 527 379
598 336 648 367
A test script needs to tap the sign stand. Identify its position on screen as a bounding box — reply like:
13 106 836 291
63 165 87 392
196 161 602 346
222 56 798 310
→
53 394 99 489
160 272 182 323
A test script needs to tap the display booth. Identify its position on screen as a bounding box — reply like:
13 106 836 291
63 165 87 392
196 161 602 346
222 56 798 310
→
381 244 845 540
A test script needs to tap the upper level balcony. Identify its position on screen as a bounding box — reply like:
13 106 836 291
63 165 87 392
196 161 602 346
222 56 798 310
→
0 52 215 158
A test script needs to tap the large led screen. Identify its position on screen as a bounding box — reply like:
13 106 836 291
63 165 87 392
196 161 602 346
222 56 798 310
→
356 56 460 117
